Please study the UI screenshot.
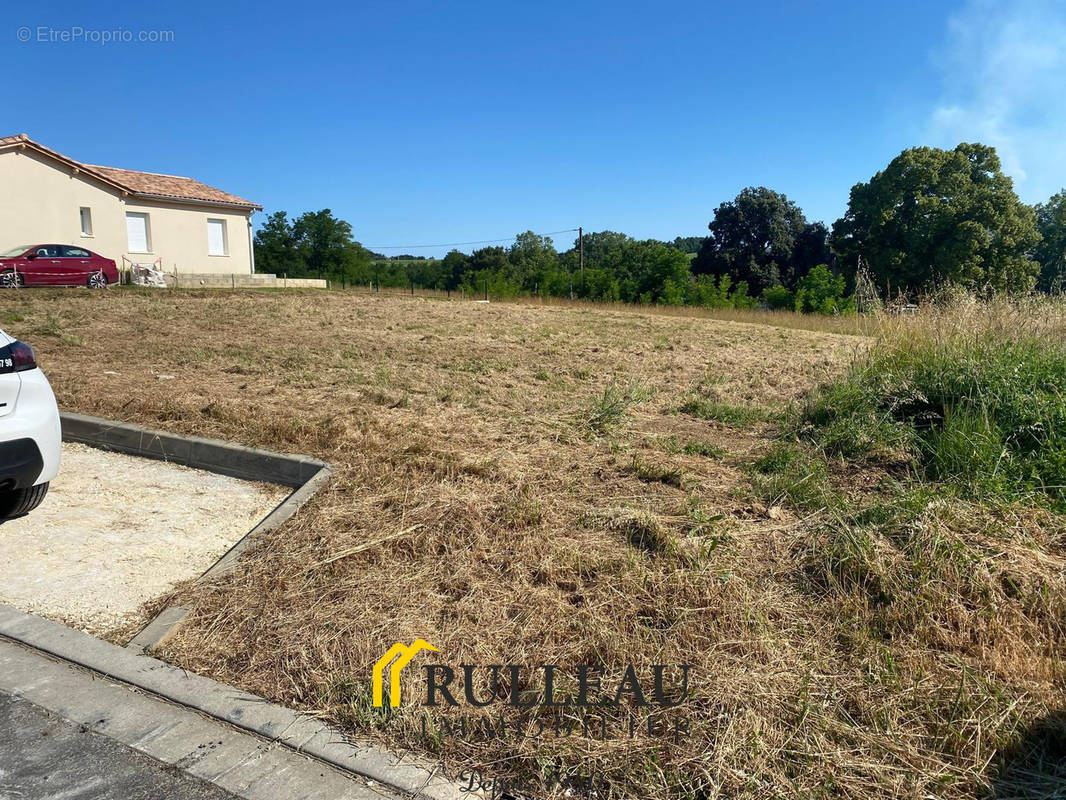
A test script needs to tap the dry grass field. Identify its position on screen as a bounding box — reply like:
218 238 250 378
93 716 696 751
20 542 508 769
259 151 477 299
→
2 289 1063 799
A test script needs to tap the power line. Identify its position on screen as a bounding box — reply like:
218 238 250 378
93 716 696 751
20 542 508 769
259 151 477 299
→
365 228 580 251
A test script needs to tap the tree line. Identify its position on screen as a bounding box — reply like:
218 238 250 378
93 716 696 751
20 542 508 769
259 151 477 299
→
254 142 1066 313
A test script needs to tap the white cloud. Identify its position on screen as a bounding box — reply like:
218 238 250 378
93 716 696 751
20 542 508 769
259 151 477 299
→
927 0 1066 202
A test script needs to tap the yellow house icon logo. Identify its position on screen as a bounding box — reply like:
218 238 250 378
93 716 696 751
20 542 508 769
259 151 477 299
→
372 639 439 707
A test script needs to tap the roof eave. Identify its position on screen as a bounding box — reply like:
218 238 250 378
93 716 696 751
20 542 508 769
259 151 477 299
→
131 192 262 212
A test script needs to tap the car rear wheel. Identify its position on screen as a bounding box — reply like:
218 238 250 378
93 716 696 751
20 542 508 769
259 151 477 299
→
87 271 108 289
0 270 25 288
0 482 49 520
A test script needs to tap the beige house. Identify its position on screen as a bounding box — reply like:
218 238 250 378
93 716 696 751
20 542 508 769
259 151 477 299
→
0 134 261 276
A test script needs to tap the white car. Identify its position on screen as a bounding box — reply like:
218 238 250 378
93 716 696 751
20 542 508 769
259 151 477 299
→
0 329 60 519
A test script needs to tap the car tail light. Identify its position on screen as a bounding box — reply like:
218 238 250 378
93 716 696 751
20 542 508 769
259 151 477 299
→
0 341 37 373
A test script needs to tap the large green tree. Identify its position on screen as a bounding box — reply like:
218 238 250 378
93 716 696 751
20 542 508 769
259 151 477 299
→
463 246 520 297
617 239 691 304
508 231 559 291
440 249 470 292
292 209 369 282
254 209 371 283
559 231 632 275
790 222 833 285
831 143 1040 295
1034 190 1066 291
691 187 814 295
253 211 303 275
557 232 691 303
670 236 705 254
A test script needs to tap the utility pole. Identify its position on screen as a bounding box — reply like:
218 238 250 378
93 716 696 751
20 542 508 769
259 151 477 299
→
578 226 584 274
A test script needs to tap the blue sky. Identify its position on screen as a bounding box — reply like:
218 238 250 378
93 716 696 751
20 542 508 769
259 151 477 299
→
4 1 1065 256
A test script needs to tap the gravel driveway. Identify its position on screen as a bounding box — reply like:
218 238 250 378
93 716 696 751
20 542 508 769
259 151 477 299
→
0 443 288 635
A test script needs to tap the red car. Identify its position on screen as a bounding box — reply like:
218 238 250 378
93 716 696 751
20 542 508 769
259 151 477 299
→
0 244 118 288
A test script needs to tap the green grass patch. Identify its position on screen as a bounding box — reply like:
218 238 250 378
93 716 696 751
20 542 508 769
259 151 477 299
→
661 435 726 459
679 397 772 425
750 441 840 511
581 379 654 435
681 439 725 458
801 329 1066 508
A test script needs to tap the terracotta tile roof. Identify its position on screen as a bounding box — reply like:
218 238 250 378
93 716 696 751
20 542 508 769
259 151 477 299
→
0 133 260 210
85 164 259 209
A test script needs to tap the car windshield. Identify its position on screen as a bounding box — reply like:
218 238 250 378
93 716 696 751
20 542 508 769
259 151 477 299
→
0 245 32 257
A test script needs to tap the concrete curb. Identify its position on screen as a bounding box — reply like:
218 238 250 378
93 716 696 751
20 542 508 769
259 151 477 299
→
0 605 465 800
125 606 190 652
60 412 333 649
61 412 327 488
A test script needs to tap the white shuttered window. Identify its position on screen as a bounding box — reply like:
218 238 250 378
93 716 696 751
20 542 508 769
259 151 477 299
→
207 218 228 256
126 212 150 252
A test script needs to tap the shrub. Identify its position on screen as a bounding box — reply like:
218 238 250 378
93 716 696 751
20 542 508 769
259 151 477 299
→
685 274 758 309
802 306 1066 507
761 285 795 310
794 264 854 315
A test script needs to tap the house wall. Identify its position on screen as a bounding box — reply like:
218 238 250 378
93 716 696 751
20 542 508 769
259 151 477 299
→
0 147 254 275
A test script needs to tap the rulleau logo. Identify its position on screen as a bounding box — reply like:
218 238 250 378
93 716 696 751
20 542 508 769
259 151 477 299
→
372 641 692 722
372 639 439 708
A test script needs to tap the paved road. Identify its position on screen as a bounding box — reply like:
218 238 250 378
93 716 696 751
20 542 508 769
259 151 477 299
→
0 691 239 800
0 633 407 800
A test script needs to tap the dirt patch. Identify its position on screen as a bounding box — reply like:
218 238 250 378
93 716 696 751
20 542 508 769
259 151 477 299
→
0 442 288 636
